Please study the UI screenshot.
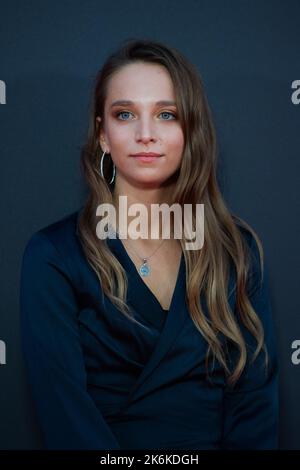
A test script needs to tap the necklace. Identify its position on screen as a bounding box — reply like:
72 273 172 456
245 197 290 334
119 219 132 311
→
121 235 166 277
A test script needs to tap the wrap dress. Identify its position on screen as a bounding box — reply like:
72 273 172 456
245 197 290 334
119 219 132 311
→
19 209 279 450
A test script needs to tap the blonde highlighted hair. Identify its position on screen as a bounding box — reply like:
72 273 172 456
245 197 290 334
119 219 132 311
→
78 38 268 387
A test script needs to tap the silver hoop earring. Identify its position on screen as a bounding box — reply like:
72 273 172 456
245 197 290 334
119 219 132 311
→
100 150 115 185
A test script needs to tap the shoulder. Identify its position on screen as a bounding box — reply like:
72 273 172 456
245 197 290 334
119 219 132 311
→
233 215 264 271
21 207 85 280
227 215 266 302
229 218 276 360
232 214 261 253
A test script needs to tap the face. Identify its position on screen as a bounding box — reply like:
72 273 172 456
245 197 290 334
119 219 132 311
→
96 62 185 190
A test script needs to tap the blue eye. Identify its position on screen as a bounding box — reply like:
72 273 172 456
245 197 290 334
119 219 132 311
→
115 111 177 121
160 111 177 120
116 111 132 120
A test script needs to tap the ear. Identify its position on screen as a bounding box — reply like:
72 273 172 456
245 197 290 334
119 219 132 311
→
96 116 108 153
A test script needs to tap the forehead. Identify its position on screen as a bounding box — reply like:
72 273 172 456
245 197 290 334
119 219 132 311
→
105 62 176 104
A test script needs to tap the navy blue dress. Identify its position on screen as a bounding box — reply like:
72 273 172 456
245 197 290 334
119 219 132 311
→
19 209 279 450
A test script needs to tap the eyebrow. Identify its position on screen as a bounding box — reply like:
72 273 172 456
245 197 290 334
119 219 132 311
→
110 100 177 108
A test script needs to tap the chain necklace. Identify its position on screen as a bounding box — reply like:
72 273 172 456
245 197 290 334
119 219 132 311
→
121 234 166 277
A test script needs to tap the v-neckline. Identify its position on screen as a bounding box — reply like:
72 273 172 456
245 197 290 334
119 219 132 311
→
110 234 188 408
118 237 183 312
117 235 184 313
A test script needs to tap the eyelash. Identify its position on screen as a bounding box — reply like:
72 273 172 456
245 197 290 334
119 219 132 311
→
114 110 177 121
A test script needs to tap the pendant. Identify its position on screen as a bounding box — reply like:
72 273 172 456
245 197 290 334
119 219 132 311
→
139 258 151 277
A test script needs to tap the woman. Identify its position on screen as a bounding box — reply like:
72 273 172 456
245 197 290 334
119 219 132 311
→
20 38 279 450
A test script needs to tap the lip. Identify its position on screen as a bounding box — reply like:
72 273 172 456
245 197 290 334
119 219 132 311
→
131 152 162 157
130 152 162 163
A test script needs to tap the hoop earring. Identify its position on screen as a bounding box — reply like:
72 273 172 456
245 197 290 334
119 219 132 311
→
100 150 115 185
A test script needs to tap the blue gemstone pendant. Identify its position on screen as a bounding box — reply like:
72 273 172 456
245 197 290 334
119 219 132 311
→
139 259 151 277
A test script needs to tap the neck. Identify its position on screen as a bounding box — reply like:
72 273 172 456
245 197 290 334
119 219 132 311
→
112 176 176 240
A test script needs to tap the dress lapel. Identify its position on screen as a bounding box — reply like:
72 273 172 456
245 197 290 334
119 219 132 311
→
106 234 189 405
127 253 187 400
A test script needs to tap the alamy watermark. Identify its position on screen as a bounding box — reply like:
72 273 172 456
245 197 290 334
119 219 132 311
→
0 339 6 365
0 80 6 104
291 80 300 105
291 339 300 365
95 196 205 250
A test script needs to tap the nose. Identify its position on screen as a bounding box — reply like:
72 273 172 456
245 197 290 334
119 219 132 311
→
135 115 158 145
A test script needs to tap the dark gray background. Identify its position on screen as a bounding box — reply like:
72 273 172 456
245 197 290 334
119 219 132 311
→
0 0 299 449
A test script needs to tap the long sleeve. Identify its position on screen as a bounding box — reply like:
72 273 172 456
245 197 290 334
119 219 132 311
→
19 231 121 450
221 234 279 449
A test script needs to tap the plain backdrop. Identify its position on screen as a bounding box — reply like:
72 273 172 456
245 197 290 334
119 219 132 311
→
0 0 299 449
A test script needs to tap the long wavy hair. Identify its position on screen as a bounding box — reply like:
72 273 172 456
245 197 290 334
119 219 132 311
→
78 38 268 387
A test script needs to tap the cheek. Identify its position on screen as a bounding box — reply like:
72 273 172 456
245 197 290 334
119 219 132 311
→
168 129 185 157
108 122 184 156
108 126 128 149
